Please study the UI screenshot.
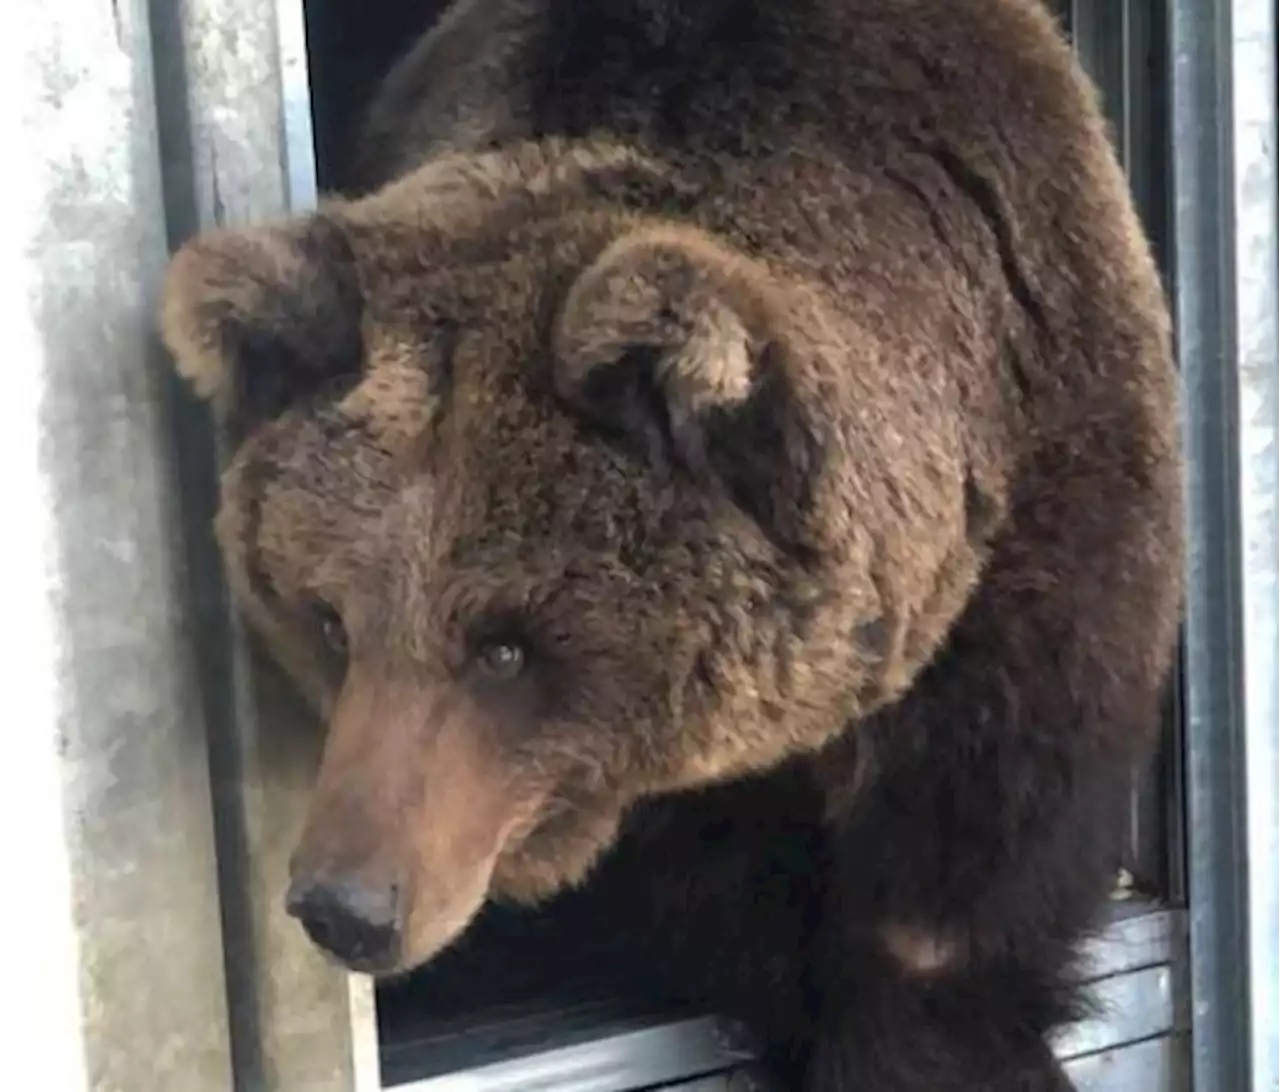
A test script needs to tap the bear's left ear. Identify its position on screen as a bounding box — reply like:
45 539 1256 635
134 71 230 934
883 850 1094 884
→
555 225 780 473
555 225 822 543
161 214 364 443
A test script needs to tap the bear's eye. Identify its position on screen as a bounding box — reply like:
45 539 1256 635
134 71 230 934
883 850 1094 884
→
476 640 525 680
317 606 348 656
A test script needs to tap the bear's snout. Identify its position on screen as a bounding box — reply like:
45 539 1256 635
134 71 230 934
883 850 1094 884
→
285 871 404 973
287 661 549 974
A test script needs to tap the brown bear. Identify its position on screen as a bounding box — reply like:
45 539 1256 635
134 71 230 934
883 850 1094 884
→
160 0 1185 1088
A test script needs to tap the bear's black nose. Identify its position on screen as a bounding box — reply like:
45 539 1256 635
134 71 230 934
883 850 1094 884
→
285 874 403 971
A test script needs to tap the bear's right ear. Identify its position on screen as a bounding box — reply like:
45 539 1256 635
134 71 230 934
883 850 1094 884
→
553 225 769 474
161 215 364 441
554 224 826 554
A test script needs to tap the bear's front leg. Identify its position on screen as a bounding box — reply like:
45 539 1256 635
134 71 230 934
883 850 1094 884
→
794 973 1079 1092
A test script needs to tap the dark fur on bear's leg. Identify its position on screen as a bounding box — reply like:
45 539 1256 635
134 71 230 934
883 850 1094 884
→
792 969 1080 1092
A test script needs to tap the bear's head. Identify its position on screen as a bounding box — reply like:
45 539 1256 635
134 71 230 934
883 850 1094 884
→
161 143 892 976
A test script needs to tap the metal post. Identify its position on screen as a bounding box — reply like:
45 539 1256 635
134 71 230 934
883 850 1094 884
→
1169 0 1278 1089
150 0 380 1089
1227 4 1278 1089
0 1 237 1089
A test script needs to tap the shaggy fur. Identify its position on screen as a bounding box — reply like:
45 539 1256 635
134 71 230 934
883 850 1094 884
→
161 1 1184 1088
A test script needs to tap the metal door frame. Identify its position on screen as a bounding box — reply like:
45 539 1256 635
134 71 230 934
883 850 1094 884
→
1167 1 1278 1090
150 0 381 1089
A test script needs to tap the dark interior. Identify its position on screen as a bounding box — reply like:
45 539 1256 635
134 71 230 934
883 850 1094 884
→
298 0 1183 1083
370 901 695 1084
303 0 449 194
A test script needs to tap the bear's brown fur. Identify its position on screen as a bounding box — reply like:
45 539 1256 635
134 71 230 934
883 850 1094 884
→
162 1 1184 1087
